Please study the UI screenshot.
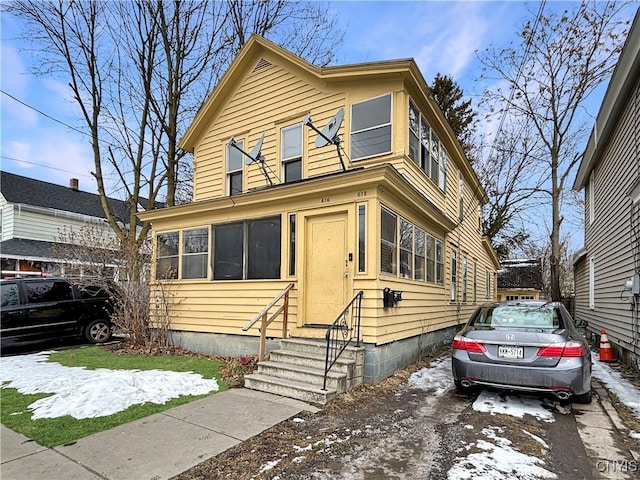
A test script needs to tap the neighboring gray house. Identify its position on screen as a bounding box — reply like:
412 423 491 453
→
0 171 136 278
572 11 640 370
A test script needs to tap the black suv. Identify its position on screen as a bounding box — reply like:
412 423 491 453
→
1 277 114 348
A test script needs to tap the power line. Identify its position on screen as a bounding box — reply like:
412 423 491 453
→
0 89 91 139
1 156 94 177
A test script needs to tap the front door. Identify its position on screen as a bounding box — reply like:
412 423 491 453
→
304 211 349 326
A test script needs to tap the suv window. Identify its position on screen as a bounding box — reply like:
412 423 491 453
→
1 283 20 307
25 280 73 303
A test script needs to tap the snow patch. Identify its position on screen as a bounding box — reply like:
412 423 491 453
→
592 356 640 418
408 356 453 395
0 351 219 419
447 426 557 479
472 390 558 423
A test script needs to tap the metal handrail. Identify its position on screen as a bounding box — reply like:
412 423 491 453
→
323 291 363 390
243 283 295 360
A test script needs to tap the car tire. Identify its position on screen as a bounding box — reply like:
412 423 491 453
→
84 319 113 344
573 389 593 404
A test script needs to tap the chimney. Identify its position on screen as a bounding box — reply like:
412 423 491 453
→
70 178 79 191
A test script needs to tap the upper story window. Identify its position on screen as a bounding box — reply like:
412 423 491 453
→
409 97 448 192
351 93 392 160
459 171 464 221
282 123 302 183
227 140 244 196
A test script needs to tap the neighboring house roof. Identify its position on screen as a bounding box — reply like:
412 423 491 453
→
0 171 156 222
573 10 640 190
497 258 544 290
179 34 487 204
0 238 58 261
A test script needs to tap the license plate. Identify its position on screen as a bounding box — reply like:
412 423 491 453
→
498 345 524 359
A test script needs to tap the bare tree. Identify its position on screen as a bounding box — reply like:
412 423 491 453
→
5 1 345 276
479 1 630 300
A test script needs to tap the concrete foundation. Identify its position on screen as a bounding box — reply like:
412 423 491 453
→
172 326 457 384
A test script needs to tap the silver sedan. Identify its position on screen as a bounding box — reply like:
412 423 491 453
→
451 301 592 403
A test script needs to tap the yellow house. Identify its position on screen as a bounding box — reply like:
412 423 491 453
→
138 36 499 389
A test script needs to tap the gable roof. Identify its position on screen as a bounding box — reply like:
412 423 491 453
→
573 10 640 190
1 171 131 221
179 34 486 203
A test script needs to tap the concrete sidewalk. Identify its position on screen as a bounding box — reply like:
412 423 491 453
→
1 388 320 480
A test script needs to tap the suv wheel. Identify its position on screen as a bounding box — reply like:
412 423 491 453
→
85 319 113 344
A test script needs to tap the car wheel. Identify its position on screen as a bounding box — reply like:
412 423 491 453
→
84 319 113 344
573 389 593 404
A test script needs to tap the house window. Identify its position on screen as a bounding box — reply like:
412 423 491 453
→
213 216 281 280
439 147 447 191
381 207 397 275
400 219 413 278
156 232 179 279
473 262 477 302
436 240 444 284
589 170 595 225
462 257 468 302
408 100 420 165
358 204 366 273
589 256 595 309
451 250 458 301
430 131 440 187
282 124 302 182
213 222 243 280
426 235 435 282
227 140 244 195
420 115 430 175
459 171 464 221
182 228 208 279
486 270 492 299
289 214 296 276
415 228 426 281
351 93 392 160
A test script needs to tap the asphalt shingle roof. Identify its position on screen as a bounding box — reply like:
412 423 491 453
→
0 238 58 259
1 171 133 221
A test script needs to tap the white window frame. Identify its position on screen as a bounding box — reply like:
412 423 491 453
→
451 250 458 302
281 123 303 183
227 139 244 196
351 93 392 161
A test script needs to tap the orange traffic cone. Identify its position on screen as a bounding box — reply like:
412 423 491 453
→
599 329 615 362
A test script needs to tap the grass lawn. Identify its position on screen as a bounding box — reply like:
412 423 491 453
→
0 346 228 447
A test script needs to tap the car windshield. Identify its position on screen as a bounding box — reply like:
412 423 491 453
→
471 305 561 329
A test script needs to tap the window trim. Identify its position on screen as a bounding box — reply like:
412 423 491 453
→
588 170 595 225
451 250 458 302
288 213 296 277
351 93 393 161
281 123 303 183
227 139 244 196
156 231 179 280
357 203 367 274
181 227 210 280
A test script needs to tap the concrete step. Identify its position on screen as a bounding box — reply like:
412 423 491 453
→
283 338 364 361
244 373 337 405
257 360 347 391
269 349 354 374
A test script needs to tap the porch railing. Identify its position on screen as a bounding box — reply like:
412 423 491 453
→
323 291 364 390
243 283 295 360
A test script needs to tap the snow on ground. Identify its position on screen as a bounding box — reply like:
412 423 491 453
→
592 354 640 418
0 351 219 420
472 390 562 423
447 426 557 480
408 355 453 395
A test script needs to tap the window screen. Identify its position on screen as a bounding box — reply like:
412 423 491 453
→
214 222 243 280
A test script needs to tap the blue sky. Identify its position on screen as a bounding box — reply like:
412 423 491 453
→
1 1 637 251
0 1 562 191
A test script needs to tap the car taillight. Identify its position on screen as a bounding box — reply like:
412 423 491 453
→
452 335 486 353
537 341 584 357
